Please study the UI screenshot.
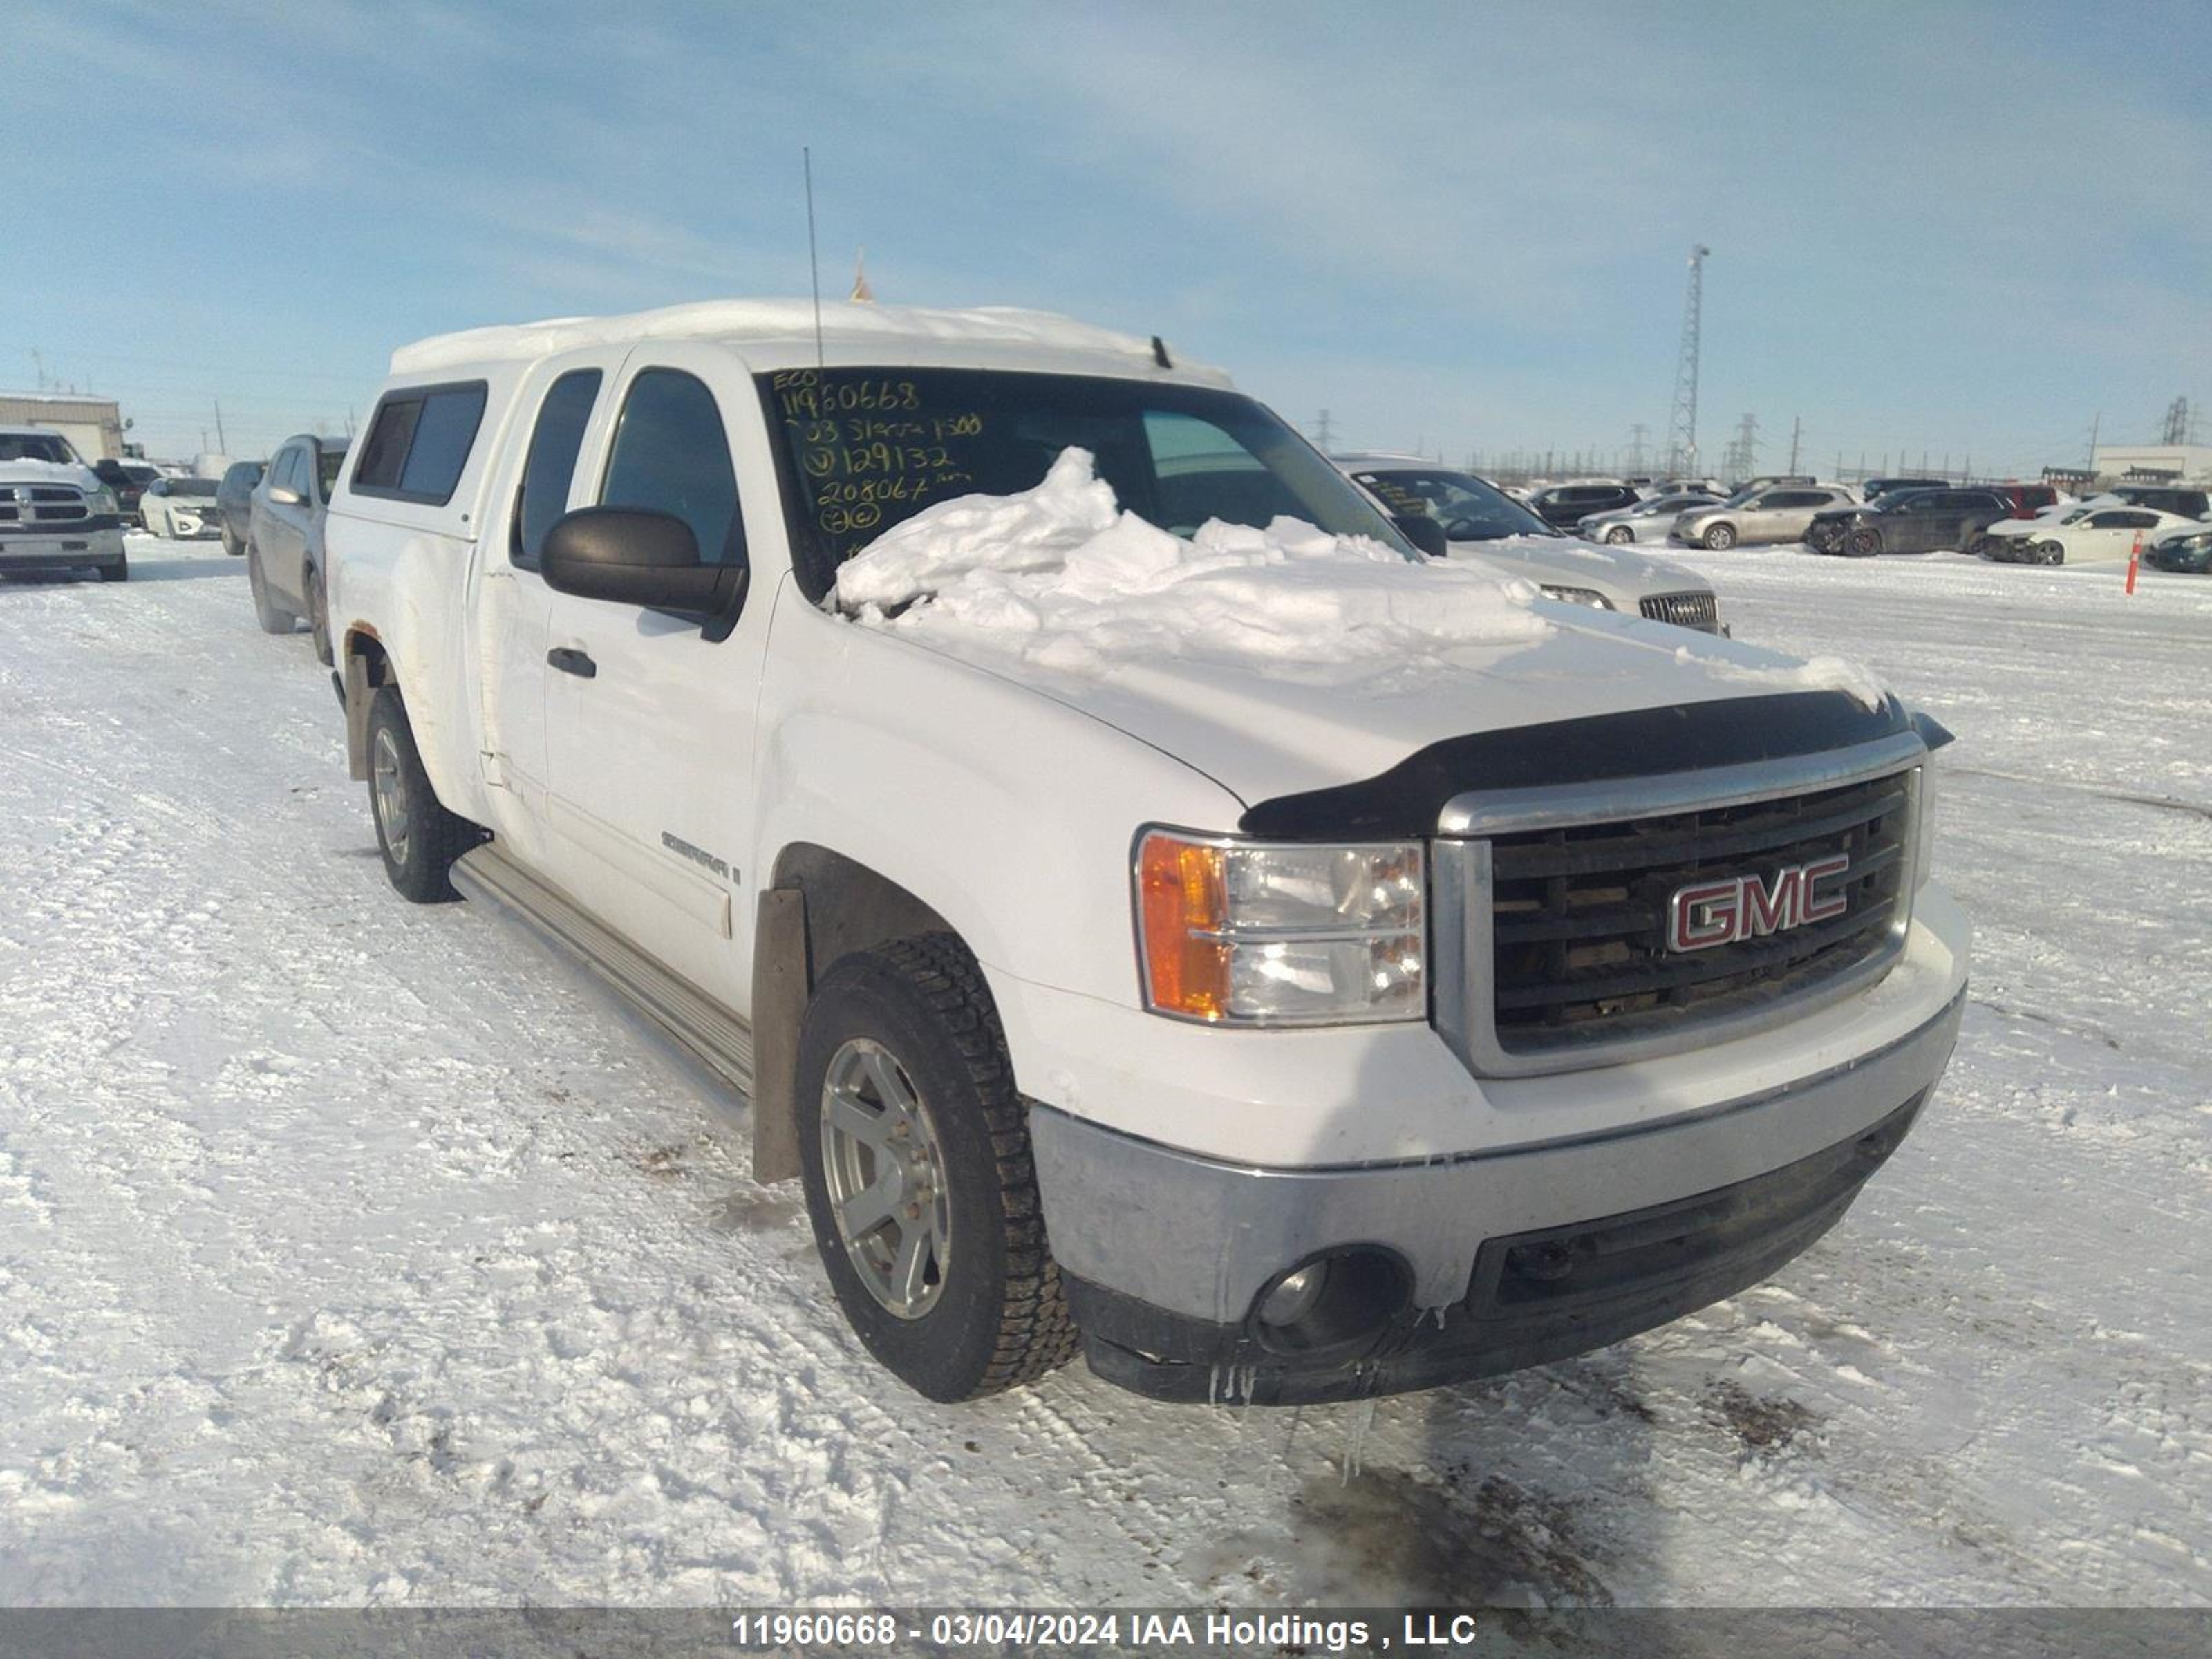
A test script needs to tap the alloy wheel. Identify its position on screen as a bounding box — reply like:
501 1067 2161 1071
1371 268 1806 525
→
818 1036 951 1320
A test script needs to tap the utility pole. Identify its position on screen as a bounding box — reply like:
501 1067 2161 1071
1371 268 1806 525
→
30 348 46 391
2087 412 2100 471
2161 395 2189 446
1627 422 1649 473
1787 415 1801 474
1664 245 1711 474
1721 413 1761 482
213 400 227 453
1313 409 1335 450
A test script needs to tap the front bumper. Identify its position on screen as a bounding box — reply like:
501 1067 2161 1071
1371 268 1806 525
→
1031 987 1963 1403
0 525 126 572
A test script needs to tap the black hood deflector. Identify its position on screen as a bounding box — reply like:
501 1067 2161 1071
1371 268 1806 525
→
1237 691 1923 841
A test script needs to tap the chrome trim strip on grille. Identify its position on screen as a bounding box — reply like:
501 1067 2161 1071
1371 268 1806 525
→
1432 732 1928 1079
1436 729 1927 838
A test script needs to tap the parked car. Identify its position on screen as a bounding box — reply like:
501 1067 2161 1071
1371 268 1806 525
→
0 425 129 581
246 434 348 659
1983 482 2062 520
1670 485 1856 550
1335 456 1724 630
2141 525 2212 573
1857 476 1949 502
1805 489 2010 557
1526 480 1642 528
138 476 225 539
1978 504 2197 565
1577 491 1724 545
2105 484 2212 521
324 299 1967 1409
1729 474 1818 495
216 460 264 555
93 456 162 519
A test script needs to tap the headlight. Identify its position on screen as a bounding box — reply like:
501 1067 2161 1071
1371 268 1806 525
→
1913 762 1938 890
89 485 120 513
1134 830 1425 1024
1539 585 1613 609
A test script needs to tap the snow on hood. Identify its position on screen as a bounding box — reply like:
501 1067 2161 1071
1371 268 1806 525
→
834 448 1552 678
831 449 1888 807
0 457 102 493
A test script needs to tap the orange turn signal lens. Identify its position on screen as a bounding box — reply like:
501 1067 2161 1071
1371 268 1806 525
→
1137 832 1232 1020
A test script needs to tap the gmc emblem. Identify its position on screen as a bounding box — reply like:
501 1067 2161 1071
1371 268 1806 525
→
1668 855 1850 953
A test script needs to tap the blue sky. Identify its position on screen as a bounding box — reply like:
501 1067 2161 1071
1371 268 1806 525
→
9 1 2209 474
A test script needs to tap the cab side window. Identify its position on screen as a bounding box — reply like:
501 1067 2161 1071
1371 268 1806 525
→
599 368 742 566
513 369 602 571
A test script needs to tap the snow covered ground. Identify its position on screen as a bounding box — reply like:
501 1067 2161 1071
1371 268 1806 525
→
1 534 2206 1608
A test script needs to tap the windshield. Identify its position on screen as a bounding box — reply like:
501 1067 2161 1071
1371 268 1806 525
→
764 368 1413 597
315 446 348 495
1346 467 1556 541
0 433 79 465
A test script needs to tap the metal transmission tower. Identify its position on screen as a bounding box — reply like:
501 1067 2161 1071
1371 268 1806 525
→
1721 412 1761 482
1663 245 1711 474
2161 396 2190 445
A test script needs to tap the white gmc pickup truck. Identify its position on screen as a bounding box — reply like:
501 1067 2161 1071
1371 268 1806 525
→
325 300 1969 1405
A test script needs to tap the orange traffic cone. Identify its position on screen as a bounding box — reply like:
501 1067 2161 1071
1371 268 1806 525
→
2126 532 2141 594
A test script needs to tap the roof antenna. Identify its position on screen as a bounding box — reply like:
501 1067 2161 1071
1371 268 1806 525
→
803 147 825 370
1150 335 1172 369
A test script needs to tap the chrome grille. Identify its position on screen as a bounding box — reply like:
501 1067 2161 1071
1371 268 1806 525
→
1638 590 1721 632
1431 739 1923 1077
0 486 90 525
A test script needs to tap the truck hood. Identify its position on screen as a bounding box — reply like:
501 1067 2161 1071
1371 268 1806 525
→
971 606 1882 807
0 458 102 494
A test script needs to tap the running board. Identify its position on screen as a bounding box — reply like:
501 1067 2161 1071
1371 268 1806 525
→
451 843 755 1094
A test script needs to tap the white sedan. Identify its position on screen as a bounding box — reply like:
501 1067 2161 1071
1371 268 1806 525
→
137 477 226 539
1979 503 2200 565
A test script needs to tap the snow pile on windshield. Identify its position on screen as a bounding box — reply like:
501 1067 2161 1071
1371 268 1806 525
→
832 448 1550 675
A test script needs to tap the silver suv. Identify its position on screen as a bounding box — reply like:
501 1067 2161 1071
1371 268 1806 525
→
1671 485 1857 550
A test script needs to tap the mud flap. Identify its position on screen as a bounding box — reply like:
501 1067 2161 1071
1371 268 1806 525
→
749 886 812 1183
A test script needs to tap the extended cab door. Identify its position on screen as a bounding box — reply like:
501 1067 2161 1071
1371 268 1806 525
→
540 344 771 1011
470 355 614 862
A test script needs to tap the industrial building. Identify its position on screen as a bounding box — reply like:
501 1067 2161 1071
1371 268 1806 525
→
0 391 125 460
2091 442 2212 483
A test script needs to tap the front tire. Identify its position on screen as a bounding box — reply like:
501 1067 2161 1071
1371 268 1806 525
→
1604 525 1634 545
247 543 297 634
796 935 1076 1403
365 687 478 903
2038 542 2065 566
1847 527 1882 557
98 554 129 583
1702 522 1737 550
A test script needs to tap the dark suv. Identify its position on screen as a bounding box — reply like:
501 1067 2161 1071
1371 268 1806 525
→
216 459 264 556
2109 485 2211 520
1857 476 1949 501
1526 481 1642 529
93 457 161 518
1806 488 2009 556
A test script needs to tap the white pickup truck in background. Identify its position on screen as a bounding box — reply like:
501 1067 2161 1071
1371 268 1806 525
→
0 425 130 583
324 299 1969 1405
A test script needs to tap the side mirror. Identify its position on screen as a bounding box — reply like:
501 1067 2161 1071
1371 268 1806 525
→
543 506 745 619
1391 514 1450 559
268 485 303 506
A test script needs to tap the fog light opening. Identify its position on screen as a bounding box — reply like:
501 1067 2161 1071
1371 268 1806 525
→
1248 1249 1411 1356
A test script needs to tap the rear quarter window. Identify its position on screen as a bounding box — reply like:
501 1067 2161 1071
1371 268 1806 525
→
352 382 489 506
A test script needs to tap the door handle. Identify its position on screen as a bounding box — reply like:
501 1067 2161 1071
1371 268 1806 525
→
547 647 597 679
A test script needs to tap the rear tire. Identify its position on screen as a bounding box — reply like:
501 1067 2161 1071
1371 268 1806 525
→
796 935 1076 1403
306 565 333 666
1702 522 1737 550
365 687 478 903
247 543 297 634
222 525 243 557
